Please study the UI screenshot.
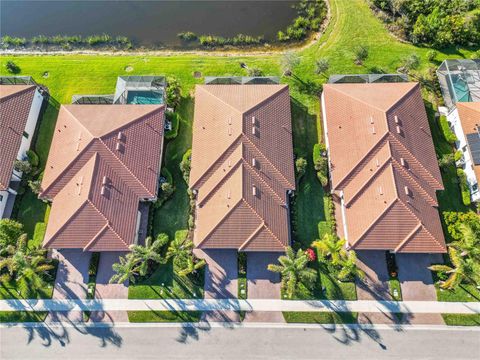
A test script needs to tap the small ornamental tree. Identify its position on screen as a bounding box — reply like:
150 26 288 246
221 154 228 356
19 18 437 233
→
354 45 368 65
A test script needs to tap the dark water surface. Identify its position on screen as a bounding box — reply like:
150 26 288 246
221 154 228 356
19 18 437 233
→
0 0 298 47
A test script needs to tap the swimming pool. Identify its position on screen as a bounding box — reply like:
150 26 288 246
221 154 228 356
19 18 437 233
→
451 76 472 103
126 90 163 105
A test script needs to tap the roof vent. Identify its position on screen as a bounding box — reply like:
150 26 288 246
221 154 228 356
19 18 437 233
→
102 176 109 186
375 158 380 167
252 126 256 135
370 116 374 124
117 131 124 141
372 126 376 135
252 158 257 168
227 190 231 199
228 127 232 136
394 115 399 124
228 117 232 125
378 186 383 195
252 185 258 196
400 157 406 167
396 126 401 134
251 116 256 125
101 186 107 196
404 186 411 196
116 142 124 152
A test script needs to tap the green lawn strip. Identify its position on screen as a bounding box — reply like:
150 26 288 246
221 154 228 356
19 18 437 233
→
283 311 358 324
14 189 49 241
319 263 357 301
441 314 480 326
128 310 202 323
0 311 48 323
388 277 402 301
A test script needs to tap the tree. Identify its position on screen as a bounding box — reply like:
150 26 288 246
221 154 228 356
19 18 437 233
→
13 160 32 174
0 219 23 251
161 182 174 198
354 45 368 65
247 68 263 77
312 233 346 266
402 53 421 72
166 77 181 109
28 179 42 195
429 247 480 290
177 256 206 277
0 234 54 297
109 253 140 284
336 250 365 282
165 233 193 263
281 51 300 75
129 236 165 276
267 247 317 299
314 58 329 76
295 157 307 180
450 224 480 262
427 50 437 62
438 153 455 169
5 60 20 74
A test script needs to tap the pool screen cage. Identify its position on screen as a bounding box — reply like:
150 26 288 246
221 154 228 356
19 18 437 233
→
72 95 114 105
328 74 408 84
114 75 166 104
437 59 480 110
204 76 280 85
0 76 37 86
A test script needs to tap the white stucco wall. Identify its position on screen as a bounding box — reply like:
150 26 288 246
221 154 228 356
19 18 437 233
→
0 190 10 219
447 108 480 202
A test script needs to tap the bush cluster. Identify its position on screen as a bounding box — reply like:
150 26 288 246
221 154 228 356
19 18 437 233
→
165 112 180 140
456 168 471 206
277 0 327 42
439 115 458 144
370 0 480 48
313 143 328 187
198 34 264 48
1 34 133 50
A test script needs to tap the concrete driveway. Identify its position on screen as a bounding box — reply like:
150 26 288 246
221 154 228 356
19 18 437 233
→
396 253 444 324
90 252 129 323
47 249 91 322
244 252 284 323
355 251 397 325
196 249 239 322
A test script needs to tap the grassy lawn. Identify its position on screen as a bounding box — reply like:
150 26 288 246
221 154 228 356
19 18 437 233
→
388 278 402 301
128 310 202 323
441 314 480 326
283 311 358 324
0 311 48 323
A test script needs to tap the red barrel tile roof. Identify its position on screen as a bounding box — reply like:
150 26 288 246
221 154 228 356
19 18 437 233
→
322 82 446 253
0 85 36 190
190 85 295 252
41 104 164 251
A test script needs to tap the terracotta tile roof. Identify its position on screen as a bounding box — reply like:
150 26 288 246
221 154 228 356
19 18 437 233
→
190 85 295 252
41 104 164 251
323 82 446 253
0 85 36 190
457 102 480 183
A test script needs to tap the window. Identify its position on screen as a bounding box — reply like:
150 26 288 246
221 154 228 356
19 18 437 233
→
22 131 29 139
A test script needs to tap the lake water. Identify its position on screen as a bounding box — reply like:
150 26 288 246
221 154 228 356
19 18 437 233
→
0 0 298 47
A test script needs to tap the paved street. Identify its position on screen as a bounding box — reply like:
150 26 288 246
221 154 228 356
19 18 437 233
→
1 323 479 360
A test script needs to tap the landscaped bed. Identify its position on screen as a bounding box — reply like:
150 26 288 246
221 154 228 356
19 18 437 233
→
283 311 358 324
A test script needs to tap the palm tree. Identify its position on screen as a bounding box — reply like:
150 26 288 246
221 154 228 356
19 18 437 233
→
336 250 365 282
177 256 206 277
0 234 54 297
312 233 347 266
110 253 140 284
165 234 193 262
429 247 480 290
267 247 317 299
451 224 480 261
129 236 165 276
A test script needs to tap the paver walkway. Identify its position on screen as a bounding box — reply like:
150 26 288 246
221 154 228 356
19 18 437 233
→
196 249 239 322
46 249 91 323
397 253 444 324
89 252 129 323
244 252 284 323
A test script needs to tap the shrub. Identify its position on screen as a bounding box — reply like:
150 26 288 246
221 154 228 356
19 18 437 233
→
427 50 438 62
166 77 181 109
180 149 192 184
439 115 457 144
28 179 42 194
443 211 480 240
295 157 307 181
247 68 263 77
165 112 180 140
402 53 421 71
13 159 32 174
0 219 23 250
314 58 329 76
354 45 369 65
177 32 197 41
26 150 39 168
456 168 471 206
454 150 463 162
5 60 20 74
438 153 455 169
1 36 26 47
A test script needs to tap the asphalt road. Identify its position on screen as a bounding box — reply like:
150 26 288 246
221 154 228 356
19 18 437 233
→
1 323 479 360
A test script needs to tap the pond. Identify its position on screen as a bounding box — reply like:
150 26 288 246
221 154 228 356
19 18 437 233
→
0 0 299 47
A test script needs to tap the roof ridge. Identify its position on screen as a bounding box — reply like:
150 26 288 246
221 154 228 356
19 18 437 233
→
391 158 437 206
344 157 391 207
394 222 423 252
241 199 283 247
83 223 110 251
349 198 398 248
242 135 294 189
335 133 390 190
196 198 244 248
190 133 243 189
98 138 155 198
238 221 266 251
244 161 286 206
0 84 36 103
388 134 443 189
197 158 243 207
396 197 445 251
85 199 129 249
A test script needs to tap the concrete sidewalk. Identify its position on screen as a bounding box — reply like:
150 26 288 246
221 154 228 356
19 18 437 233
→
3 298 480 314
